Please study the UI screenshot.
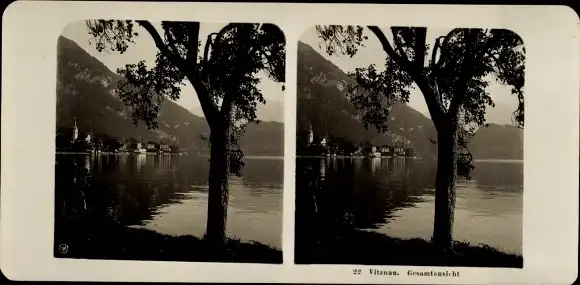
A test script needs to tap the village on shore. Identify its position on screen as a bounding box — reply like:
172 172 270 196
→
56 119 185 155
297 125 418 159
56 119 418 158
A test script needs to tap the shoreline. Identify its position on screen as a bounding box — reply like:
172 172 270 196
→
295 155 523 162
295 228 523 267
56 151 185 155
296 155 419 159
55 220 282 263
55 152 520 162
55 152 284 159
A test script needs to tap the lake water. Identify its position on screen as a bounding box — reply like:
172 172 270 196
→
56 154 523 254
55 154 284 248
295 157 523 254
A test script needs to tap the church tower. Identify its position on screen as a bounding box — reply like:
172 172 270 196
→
307 123 314 146
72 117 79 143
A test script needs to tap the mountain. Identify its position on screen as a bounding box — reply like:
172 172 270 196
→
470 124 523 159
189 106 204 117
296 41 523 159
256 100 285 122
297 41 437 155
484 102 517 126
56 36 283 156
192 101 284 123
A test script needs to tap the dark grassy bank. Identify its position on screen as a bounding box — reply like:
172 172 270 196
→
55 220 282 264
295 228 522 268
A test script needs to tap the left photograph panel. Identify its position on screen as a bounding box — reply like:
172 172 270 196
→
54 20 286 264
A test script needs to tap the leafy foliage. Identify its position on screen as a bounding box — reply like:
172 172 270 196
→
197 24 285 122
296 41 438 156
315 25 525 179
87 20 139 54
315 26 368 57
347 57 413 133
86 20 286 176
115 54 186 129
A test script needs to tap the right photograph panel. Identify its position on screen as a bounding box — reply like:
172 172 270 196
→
295 25 524 268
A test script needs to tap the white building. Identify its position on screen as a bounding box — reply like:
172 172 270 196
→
72 118 79 142
308 124 314 145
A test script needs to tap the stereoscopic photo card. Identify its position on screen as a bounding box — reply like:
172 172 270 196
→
53 19 285 264
1 1 579 284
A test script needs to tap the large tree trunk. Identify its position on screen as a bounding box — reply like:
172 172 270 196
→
205 123 231 249
432 123 459 250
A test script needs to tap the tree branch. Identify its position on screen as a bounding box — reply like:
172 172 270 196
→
260 49 276 66
257 46 282 81
367 26 408 67
435 29 461 70
414 28 427 70
211 23 237 63
367 25 445 127
487 52 507 75
160 22 182 59
220 45 257 117
203 33 217 65
431 37 442 68
390 28 412 63
186 22 200 65
430 37 447 106
415 75 447 128
218 24 265 120
186 72 219 126
448 30 478 117
136 20 219 125
137 21 183 67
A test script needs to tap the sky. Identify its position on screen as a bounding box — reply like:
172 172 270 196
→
61 22 520 122
61 21 285 122
299 26 519 117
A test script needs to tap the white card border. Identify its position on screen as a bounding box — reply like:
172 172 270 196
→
1 1 579 284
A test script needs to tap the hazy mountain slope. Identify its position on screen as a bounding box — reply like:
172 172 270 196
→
56 36 283 156
470 124 523 159
192 100 285 123
297 41 437 155
256 100 285 122
484 102 518 126
297 41 523 159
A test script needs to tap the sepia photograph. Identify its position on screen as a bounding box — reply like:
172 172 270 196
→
1 1 578 283
295 25 525 267
54 20 286 263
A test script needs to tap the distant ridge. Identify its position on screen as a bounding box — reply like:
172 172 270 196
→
56 36 284 156
296 41 523 159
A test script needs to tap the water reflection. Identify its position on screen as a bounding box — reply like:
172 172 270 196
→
55 155 92 221
136 154 146 171
55 154 284 248
296 158 431 231
371 158 381 173
295 157 523 254
473 161 524 188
